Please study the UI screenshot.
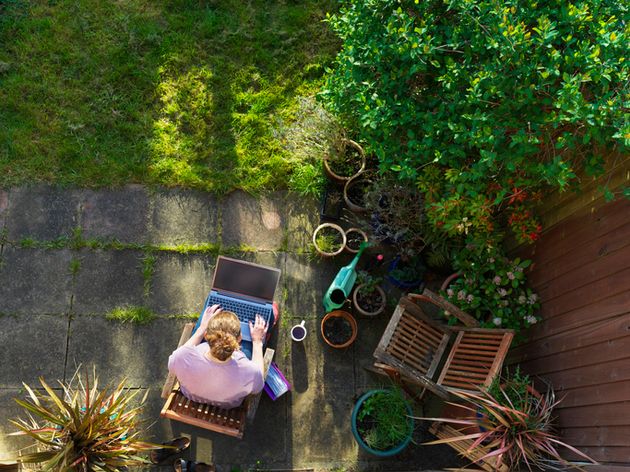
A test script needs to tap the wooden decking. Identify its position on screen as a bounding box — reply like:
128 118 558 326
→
510 194 630 469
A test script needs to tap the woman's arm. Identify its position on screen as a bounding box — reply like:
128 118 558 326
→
183 304 222 348
249 314 268 374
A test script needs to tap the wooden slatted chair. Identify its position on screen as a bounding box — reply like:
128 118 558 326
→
160 323 274 439
373 289 514 400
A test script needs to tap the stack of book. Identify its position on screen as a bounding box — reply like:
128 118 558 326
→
264 363 291 400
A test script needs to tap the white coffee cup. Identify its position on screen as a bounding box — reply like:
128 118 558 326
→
290 320 307 342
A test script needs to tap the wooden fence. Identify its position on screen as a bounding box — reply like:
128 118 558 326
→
509 155 630 470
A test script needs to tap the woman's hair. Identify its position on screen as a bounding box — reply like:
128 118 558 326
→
205 311 241 361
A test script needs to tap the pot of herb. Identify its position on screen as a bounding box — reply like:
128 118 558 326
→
351 388 414 457
321 310 357 348
312 223 346 257
323 138 366 184
352 271 386 317
344 227 368 253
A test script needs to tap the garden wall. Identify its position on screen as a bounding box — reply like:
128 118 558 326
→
509 154 630 470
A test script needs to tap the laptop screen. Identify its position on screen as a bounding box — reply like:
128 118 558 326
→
212 256 281 302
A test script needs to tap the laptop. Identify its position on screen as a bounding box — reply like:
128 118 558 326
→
200 256 281 346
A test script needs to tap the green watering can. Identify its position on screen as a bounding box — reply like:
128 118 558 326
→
323 242 368 312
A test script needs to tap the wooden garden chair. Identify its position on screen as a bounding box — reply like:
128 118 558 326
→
160 323 274 439
372 289 514 400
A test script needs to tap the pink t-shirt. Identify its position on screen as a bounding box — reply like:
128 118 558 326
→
168 344 264 409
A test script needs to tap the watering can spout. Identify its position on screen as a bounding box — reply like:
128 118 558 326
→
322 242 368 313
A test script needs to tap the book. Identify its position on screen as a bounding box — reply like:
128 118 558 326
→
264 363 291 400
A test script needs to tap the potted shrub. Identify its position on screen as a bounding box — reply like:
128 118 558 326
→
312 222 346 257
344 227 368 253
9 370 159 470
321 310 357 348
323 138 366 183
351 388 414 457
352 271 386 317
421 375 598 471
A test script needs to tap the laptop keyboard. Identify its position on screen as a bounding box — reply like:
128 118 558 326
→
206 293 272 324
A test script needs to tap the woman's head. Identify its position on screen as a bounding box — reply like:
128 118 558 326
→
206 311 241 361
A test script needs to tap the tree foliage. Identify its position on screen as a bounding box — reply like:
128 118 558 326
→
322 0 628 243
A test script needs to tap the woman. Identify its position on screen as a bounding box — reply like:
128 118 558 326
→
168 304 268 409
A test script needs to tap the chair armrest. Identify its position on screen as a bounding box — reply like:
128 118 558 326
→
245 348 275 422
161 322 195 399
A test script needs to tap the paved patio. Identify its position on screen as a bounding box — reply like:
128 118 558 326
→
0 185 461 471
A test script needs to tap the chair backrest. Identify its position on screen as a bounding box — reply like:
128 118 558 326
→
373 296 451 382
437 328 514 392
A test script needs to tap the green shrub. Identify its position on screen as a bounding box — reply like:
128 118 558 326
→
322 0 628 243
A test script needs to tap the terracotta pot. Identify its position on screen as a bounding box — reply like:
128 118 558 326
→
312 223 346 257
352 283 386 317
321 310 357 348
344 227 368 253
323 138 366 184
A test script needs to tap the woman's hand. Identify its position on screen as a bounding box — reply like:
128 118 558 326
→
199 304 221 332
249 314 268 344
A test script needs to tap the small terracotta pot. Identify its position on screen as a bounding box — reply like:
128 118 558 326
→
321 310 358 348
312 223 346 257
352 284 386 317
323 138 366 184
344 227 368 253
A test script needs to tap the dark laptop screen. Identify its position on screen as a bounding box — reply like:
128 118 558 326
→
213 257 280 301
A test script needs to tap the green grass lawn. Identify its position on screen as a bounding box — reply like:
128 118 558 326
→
0 0 338 194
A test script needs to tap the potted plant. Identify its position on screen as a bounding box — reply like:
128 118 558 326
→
421 375 598 471
352 270 386 317
321 310 357 348
343 172 371 213
344 227 368 253
323 138 366 183
386 253 425 290
9 370 159 470
312 222 346 257
351 388 414 457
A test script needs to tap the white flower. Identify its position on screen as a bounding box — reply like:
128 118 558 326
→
492 317 502 326
526 315 538 325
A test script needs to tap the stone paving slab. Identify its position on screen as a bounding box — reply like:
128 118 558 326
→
4 185 82 242
71 249 146 315
0 314 68 388
80 186 150 244
0 248 73 315
147 189 219 246
148 253 216 316
66 316 188 388
0 189 8 233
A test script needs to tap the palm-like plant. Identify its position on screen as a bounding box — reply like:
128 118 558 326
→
422 384 598 471
10 370 159 471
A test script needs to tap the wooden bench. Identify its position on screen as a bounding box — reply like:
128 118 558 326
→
160 323 274 439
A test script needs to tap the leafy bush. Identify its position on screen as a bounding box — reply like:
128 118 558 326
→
441 242 540 331
322 0 628 243
357 388 412 451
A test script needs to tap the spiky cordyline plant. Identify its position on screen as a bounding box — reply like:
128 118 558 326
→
10 369 160 471
421 385 598 471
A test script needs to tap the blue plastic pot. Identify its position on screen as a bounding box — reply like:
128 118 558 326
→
351 389 414 457
386 256 423 290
